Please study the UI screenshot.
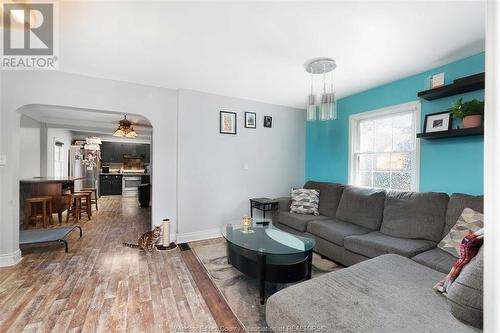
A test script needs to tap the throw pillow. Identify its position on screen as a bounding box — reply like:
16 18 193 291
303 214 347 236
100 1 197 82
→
438 208 483 258
290 188 320 216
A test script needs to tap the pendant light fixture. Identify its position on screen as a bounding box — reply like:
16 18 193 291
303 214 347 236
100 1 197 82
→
113 115 138 138
304 57 337 122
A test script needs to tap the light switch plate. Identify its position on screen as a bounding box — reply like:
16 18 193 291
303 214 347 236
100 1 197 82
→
0 155 6 166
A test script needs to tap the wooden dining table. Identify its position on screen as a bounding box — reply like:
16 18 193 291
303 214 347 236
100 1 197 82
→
19 176 85 226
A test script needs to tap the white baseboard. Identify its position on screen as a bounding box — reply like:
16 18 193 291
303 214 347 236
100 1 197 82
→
176 228 222 244
0 249 22 267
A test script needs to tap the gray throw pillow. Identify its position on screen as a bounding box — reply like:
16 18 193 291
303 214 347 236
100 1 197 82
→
446 246 483 329
290 188 320 216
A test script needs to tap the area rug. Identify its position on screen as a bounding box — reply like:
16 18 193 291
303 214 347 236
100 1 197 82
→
189 238 342 330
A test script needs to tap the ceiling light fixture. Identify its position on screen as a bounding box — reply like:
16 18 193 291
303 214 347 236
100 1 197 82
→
304 57 337 122
113 115 138 138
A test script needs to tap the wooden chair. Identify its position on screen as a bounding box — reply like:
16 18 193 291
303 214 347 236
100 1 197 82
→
25 196 53 228
80 187 98 211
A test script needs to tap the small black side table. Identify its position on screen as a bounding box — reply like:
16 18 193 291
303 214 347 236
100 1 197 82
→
250 198 279 218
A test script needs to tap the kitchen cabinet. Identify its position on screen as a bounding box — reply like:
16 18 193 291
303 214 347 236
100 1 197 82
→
99 174 123 195
101 143 150 163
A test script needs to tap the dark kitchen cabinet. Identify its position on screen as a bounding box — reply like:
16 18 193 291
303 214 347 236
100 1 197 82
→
101 142 150 163
99 174 123 195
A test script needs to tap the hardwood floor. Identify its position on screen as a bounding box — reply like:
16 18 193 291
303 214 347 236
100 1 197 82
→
0 197 219 333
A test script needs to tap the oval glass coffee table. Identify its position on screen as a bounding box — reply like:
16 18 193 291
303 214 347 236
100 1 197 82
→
222 219 315 304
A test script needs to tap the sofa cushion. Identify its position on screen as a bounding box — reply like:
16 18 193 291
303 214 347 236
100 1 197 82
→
444 193 484 237
335 186 386 230
266 254 478 333
344 231 436 258
447 247 483 329
304 181 344 217
307 218 371 246
380 190 449 242
412 248 457 274
277 212 329 232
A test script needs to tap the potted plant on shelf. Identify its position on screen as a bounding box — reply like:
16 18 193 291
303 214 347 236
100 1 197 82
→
449 98 484 129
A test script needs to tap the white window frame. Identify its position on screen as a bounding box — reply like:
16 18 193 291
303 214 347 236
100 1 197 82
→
348 101 421 191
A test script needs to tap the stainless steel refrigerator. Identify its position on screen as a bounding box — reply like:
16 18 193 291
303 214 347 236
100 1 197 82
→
69 146 100 194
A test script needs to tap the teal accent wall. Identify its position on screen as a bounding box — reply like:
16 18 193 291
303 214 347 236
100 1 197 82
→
306 53 484 195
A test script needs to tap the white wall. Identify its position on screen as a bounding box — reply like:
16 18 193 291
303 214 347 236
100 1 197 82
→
19 128 41 179
176 89 305 241
19 116 41 179
45 128 73 177
0 71 306 266
0 70 178 266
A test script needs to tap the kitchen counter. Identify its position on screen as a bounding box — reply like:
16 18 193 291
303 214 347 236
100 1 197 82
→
20 176 85 184
19 176 84 225
100 173 149 176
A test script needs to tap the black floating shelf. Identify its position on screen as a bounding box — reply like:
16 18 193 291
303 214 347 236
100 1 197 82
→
417 72 485 101
417 127 484 140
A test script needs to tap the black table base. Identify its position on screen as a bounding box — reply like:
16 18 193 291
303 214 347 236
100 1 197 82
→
226 242 313 304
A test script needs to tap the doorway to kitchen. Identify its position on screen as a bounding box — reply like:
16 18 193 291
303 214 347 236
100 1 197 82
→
17 104 153 233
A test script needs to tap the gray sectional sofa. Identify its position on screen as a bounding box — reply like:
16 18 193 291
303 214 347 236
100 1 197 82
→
267 181 483 332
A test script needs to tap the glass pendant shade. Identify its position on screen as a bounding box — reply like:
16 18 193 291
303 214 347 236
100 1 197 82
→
126 128 138 138
328 92 337 120
306 94 317 121
113 128 124 137
319 93 329 121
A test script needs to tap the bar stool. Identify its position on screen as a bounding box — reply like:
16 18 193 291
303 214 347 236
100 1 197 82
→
76 190 93 217
72 192 92 223
25 196 53 228
80 187 98 211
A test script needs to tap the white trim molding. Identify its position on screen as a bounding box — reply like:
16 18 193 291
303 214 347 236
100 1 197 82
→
484 1 499 331
0 249 22 267
348 101 421 191
176 228 221 244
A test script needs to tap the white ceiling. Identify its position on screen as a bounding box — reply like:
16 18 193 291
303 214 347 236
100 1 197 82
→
59 1 485 108
19 104 152 137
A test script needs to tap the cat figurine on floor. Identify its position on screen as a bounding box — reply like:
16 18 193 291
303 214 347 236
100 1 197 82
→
123 225 161 255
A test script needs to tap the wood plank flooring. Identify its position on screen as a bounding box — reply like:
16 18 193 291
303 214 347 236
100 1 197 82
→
0 197 220 333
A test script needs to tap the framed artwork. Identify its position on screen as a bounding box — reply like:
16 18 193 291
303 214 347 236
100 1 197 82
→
220 111 237 135
245 112 257 129
424 111 451 133
263 116 272 128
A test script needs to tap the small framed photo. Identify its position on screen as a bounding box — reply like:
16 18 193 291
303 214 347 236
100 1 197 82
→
220 111 237 135
431 72 445 88
245 112 256 129
263 116 272 128
424 111 451 133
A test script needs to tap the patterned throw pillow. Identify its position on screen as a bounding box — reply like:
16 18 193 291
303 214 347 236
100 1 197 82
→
290 188 320 216
438 208 484 258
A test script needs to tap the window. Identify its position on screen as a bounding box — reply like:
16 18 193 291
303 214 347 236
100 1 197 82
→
349 101 420 191
54 141 64 177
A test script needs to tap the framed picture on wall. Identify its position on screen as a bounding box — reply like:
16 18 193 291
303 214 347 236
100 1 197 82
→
220 111 237 134
263 116 272 128
245 112 257 129
424 111 451 133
